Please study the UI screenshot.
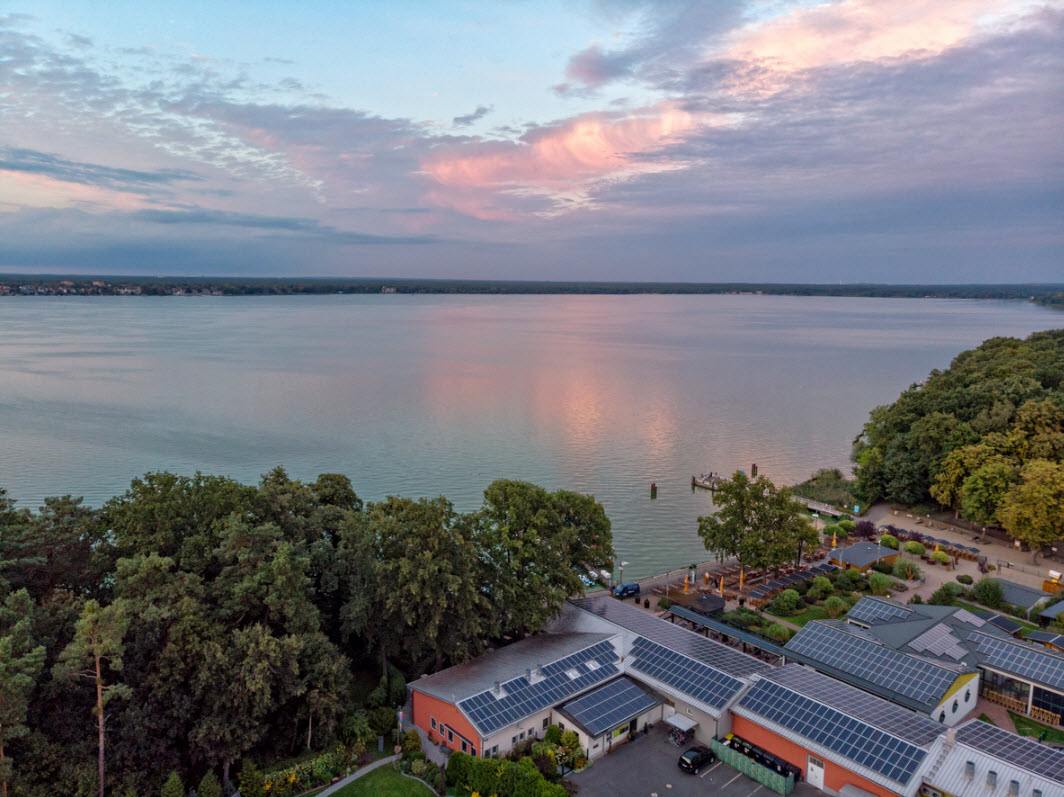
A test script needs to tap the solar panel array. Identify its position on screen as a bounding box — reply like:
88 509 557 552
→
910 625 967 661
951 608 986 628
737 677 928 785
560 678 660 737
1026 630 1064 648
458 640 619 735
570 596 770 677
846 598 914 626
968 631 1064 690
785 622 960 707
629 636 745 709
957 719 1064 784
767 664 943 745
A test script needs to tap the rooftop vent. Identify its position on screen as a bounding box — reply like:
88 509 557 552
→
964 761 975 780
1009 780 1020 797
987 771 997 789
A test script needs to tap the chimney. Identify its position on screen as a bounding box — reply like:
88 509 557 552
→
945 728 956 749
526 668 532 681
493 681 501 695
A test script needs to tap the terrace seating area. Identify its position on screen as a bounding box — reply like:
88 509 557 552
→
745 562 839 607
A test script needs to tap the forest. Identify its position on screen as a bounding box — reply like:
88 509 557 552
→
0 471 612 796
851 329 1064 549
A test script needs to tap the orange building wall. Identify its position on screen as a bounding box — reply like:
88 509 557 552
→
731 715 902 797
411 689 480 756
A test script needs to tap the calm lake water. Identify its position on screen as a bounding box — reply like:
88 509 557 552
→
1 294 1059 577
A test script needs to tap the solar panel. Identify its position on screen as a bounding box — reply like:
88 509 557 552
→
951 608 986 628
1025 630 1064 648
629 636 745 709
846 597 913 626
767 664 943 745
737 678 928 785
957 719 1064 784
560 677 660 737
969 631 1064 690
570 596 771 678
785 621 960 708
458 640 619 735
909 625 967 660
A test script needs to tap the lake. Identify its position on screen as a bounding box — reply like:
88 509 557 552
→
1 294 1059 577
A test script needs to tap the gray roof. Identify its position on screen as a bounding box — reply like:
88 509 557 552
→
923 719 1064 795
409 631 615 704
569 595 771 678
967 630 1064 691
830 542 897 568
993 579 1050 611
1038 600 1064 620
556 676 662 737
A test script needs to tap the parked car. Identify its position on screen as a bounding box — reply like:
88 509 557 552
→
678 745 715 774
613 582 640 599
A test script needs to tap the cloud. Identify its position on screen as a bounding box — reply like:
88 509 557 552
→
0 148 200 191
452 105 494 127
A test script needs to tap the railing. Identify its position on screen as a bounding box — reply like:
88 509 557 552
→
710 738 795 795
982 689 1028 714
1031 706 1061 726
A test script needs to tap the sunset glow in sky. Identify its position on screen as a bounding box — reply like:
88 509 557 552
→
1 1 1061 281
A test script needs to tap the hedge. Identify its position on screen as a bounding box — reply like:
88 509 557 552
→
446 752 567 797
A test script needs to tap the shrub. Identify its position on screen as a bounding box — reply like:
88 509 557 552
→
957 574 974 585
446 752 468 786
401 729 422 758
544 724 563 745
931 551 950 564
928 585 955 606
368 705 397 737
845 568 862 584
871 561 894 575
824 596 847 618
560 730 581 756
823 524 842 539
880 534 899 549
198 772 222 797
389 664 408 707
909 593 924 604
762 622 792 642
339 712 373 746
868 572 892 596
161 771 184 797
838 520 856 534
903 541 926 556
723 607 761 628
808 576 833 600
411 758 427 777
365 683 387 709
854 520 876 539
238 762 264 797
770 589 803 616
893 560 921 580
657 597 672 610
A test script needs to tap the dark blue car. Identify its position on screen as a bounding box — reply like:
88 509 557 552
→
612 582 640 599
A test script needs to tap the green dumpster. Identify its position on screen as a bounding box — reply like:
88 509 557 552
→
710 738 795 795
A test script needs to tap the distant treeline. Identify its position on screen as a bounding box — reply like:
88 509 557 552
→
2 275 1064 305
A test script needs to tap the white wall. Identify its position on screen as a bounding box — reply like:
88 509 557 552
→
931 672 981 727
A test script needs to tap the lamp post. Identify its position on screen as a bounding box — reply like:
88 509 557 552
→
619 561 629 585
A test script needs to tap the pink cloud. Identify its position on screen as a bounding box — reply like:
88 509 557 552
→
420 103 700 219
724 0 1017 73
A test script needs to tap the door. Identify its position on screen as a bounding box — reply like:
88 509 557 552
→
629 718 638 736
807 755 825 789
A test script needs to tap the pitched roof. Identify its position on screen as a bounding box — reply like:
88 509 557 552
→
830 542 897 568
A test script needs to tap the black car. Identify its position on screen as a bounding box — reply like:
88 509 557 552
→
678 746 715 774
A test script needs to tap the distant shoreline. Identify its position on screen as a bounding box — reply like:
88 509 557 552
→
2 276 1063 308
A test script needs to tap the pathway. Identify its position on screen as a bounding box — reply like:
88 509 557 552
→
313 755 399 797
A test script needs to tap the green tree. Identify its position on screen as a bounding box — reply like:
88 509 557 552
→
868 572 892 596
198 771 222 797
824 596 847 618
960 461 1019 524
160 770 183 797
697 472 815 573
53 600 131 797
238 760 264 797
769 589 802 617
971 578 1005 609
0 590 46 797
998 461 1064 561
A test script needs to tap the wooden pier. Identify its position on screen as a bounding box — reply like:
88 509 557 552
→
792 496 845 517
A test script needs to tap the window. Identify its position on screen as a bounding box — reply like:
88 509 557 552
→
471 748 477 757
543 718 549 729
512 736 518 746
519 731 525 741
491 745 499 757
952 700 958 713
447 729 453 743
939 712 946 723
686 707 694 716
965 690 971 702
461 740 467 753
430 718 437 730
558 722 565 730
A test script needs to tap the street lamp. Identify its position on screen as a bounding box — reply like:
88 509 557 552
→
619 561 629 584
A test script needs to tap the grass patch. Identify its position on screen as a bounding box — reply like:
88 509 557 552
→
331 765 434 796
978 714 996 725
766 605 831 627
1008 712 1064 745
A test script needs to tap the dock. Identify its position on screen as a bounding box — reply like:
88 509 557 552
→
692 474 725 490
792 496 845 517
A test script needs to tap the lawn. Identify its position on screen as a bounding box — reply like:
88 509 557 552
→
766 604 833 627
1008 712 1064 745
331 765 434 796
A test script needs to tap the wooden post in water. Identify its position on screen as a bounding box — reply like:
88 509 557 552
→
650 482 657 499
751 463 758 478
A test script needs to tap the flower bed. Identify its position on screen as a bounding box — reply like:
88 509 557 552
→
263 745 361 795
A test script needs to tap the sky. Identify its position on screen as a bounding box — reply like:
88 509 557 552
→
1 0 1061 282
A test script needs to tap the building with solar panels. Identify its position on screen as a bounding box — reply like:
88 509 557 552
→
407 594 772 760
840 597 1064 727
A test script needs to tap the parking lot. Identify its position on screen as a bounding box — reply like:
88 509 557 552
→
569 726 824 797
